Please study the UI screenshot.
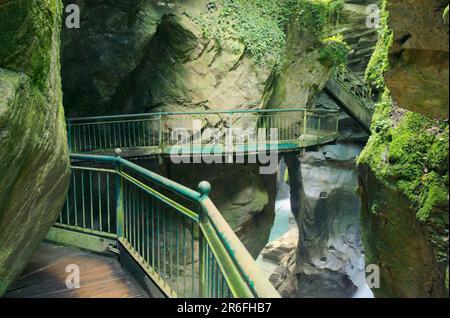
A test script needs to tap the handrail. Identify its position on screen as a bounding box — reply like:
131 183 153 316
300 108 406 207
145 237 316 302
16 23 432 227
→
70 153 201 202
331 66 374 113
67 108 339 123
65 153 281 298
66 108 340 155
199 195 281 298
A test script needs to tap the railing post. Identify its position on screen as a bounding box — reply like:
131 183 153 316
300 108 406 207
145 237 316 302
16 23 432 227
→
303 110 308 135
67 119 72 152
114 148 124 239
158 114 163 149
197 181 211 298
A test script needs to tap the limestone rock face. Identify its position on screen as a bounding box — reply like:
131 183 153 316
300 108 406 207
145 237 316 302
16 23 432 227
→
0 0 70 295
358 163 447 298
330 0 382 74
357 102 449 298
384 0 449 120
284 143 366 298
268 20 332 109
61 0 273 117
260 229 298 297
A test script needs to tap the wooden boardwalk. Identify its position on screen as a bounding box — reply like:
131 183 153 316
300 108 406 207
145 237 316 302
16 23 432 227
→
4 243 148 298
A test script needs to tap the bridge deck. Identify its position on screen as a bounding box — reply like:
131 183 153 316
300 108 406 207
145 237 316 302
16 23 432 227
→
4 243 148 298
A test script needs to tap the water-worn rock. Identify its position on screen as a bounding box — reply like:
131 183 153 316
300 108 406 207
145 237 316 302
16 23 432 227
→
268 19 332 109
357 102 449 297
384 0 449 120
358 0 449 298
0 0 70 295
358 163 447 297
284 143 366 298
260 229 298 296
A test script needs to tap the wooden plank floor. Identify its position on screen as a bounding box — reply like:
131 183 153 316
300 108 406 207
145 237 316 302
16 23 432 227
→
4 243 148 298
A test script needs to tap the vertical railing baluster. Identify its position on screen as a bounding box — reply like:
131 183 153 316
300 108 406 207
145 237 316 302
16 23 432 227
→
106 173 111 233
115 159 124 239
158 114 163 149
73 170 78 227
98 173 102 232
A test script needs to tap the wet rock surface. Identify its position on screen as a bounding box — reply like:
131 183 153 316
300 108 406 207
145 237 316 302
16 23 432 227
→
385 0 449 120
0 0 70 295
282 142 367 298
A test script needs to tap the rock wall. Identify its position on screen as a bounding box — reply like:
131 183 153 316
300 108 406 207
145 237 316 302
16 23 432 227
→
329 0 382 74
267 19 333 109
384 0 449 120
0 0 70 295
359 0 449 298
358 99 449 297
284 143 366 298
61 0 273 117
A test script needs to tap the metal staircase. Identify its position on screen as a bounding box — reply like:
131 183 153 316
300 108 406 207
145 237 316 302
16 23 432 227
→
325 66 374 133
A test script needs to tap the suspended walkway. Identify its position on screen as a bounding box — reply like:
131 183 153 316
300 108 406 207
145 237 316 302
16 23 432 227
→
42 153 281 298
7 108 342 299
66 108 340 157
325 66 374 133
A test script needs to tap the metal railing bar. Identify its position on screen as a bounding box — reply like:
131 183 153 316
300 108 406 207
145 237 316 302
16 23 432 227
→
53 223 116 239
199 220 254 298
199 198 281 298
67 108 338 123
119 172 199 223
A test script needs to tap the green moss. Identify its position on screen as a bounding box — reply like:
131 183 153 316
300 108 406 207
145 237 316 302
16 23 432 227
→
0 0 61 92
444 5 449 24
319 34 350 67
194 0 344 67
358 92 449 268
365 0 392 92
358 93 449 223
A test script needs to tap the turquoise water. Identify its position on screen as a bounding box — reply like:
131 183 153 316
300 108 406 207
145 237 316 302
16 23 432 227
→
268 198 294 243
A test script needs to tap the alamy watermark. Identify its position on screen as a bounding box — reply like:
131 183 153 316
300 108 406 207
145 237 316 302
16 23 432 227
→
65 264 80 289
366 264 380 289
366 4 381 29
169 119 279 175
65 4 80 29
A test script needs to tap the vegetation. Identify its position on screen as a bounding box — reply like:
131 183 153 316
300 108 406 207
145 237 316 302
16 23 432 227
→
359 0 448 276
365 0 392 92
195 0 346 67
319 34 349 67
359 93 449 225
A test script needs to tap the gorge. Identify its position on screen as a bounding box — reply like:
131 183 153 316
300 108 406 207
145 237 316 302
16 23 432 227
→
0 0 448 298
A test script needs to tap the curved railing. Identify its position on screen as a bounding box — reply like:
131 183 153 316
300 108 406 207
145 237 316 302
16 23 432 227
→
53 153 280 298
331 66 374 113
66 108 340 155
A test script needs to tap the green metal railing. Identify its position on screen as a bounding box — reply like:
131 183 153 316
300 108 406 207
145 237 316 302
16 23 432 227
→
66 108 339 154
331 66 374 113
54 154 280 298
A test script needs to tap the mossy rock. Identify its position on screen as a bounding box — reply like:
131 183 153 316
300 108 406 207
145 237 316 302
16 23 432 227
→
0 0 70 296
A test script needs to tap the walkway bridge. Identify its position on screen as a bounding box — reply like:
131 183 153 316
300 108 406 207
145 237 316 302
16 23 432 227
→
11 108 341 298
66 108 340 158
42 153 281 298
325 66 374 133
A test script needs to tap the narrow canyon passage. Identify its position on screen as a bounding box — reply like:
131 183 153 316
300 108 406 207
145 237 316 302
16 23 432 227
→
258 149 373 298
